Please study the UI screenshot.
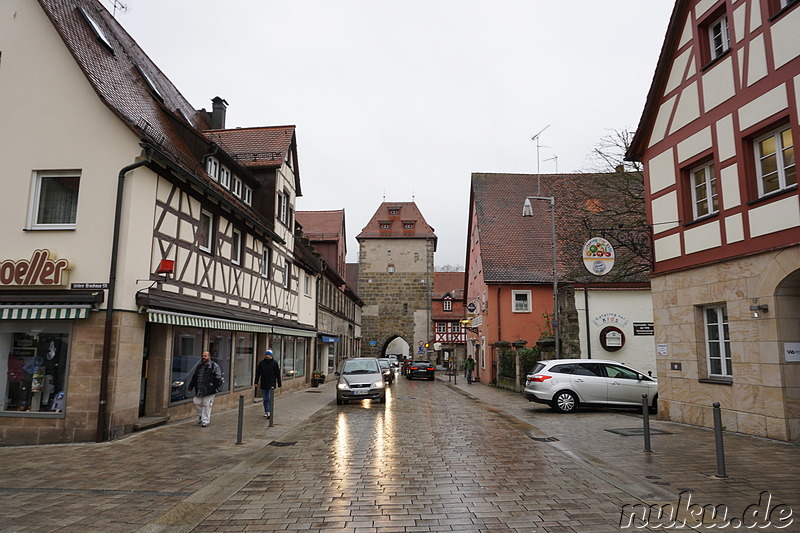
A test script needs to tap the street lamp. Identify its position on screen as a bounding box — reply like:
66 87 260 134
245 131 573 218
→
522 196 560 358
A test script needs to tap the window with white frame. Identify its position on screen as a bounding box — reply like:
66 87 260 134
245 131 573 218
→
232 176 242 198
690 162 718 219
304 273 311 296
283 261 292 289
243 185 252 206
708 14 730 60
436 323 447 334
29 171 81 229
231 229 242 265
755 126 796 197
261 247 271 278
219 166 231 189
387 264 395 273
206 157 218 181
512 290 531 313
198 210 213 253
451 323 461 333
277 191 290 225
703 304 732 377
443 299 452 311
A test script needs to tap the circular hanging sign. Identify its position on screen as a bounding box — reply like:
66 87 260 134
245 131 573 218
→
582 237 615 276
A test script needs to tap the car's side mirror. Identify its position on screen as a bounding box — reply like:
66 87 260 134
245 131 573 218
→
334 371 340 376
637 373 645 381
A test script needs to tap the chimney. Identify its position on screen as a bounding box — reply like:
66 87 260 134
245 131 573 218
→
210 96 228 129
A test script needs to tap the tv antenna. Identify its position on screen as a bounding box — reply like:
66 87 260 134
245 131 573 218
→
531 125 550 196
544 155 558 174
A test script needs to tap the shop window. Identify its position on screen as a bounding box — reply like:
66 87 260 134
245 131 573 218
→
703 304 732 378
754 126 796 197
169 327 203 403
208 330 232 393
512 290 531 313
232 332 254 389
1 323 71 414
689 161 718 219
29 170 81 230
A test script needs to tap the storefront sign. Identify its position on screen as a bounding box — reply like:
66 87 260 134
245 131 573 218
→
0 249 71 287
467 302 476 313
592 312 628 327
582 237 615 276
633 322 654 336
785 343 800 362
71 283 108 290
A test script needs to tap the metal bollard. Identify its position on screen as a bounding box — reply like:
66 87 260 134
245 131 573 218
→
712 402 728 478
269 388 274 428
236 394 244 445
641 394 652 452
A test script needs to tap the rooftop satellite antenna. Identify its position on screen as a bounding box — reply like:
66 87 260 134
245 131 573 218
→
531 125 550 196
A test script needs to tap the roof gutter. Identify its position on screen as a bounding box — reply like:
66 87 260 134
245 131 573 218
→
97 143 153 443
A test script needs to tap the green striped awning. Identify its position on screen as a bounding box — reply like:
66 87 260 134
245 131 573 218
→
147 309 274 333
272 326 317 338
0 305 91 320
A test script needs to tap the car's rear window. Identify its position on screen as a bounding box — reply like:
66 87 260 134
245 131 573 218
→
549 363 575 374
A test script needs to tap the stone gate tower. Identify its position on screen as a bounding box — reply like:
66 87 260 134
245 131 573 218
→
357 202 436 359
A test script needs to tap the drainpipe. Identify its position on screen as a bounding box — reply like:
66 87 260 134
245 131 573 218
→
97 145 153 443
584 284 592 359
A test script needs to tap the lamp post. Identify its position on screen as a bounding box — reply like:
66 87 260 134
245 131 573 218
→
522 196 560 358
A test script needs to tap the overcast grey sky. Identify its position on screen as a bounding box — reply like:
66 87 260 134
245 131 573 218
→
113 1 674 267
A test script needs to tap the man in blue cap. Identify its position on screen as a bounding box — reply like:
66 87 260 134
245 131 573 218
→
254 349 281 418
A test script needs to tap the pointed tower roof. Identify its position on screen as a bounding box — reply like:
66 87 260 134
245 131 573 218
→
356 202 437 250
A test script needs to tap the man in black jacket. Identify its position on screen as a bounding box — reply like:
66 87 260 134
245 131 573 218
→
188 350 223 427
254 349 282 418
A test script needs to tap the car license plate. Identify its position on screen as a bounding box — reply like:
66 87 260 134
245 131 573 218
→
353 389 368 395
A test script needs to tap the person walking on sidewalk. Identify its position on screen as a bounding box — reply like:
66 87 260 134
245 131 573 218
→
188 350 223 427
255 349 282 419
465 356 475 384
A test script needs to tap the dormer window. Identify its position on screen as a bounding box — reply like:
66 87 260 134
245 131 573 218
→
136 65 163 102
219 166 231 189
380 223 390 230
232 176 242 198
443 300 452 311
389 208 399 216
77 6 114 54
206 157 219 181
404 223 414 230
243 185 253 206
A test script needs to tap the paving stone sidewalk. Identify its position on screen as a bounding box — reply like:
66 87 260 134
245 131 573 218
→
440 374 800 529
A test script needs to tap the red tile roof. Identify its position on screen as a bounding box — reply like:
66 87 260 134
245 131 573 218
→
357 202 437 249
434 272 465 299
469 173 649 285
205 126 295 169
295 210 345 242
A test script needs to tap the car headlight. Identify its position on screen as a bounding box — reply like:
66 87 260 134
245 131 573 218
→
337 382 349 390
372 380 385 389
171 380 184 387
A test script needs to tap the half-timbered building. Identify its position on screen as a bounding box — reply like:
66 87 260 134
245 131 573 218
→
432 272 467 368
295 210 363 374
627 0 800 441
0 0 318 444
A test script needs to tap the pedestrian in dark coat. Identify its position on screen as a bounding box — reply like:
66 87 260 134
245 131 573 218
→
188 350 223 427
254 349 282 418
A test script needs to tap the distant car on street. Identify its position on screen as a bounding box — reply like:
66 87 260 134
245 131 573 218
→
405 360 435 381
523 359 657 413
335 357 386 405
377 358 394 385
387 354 399 368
